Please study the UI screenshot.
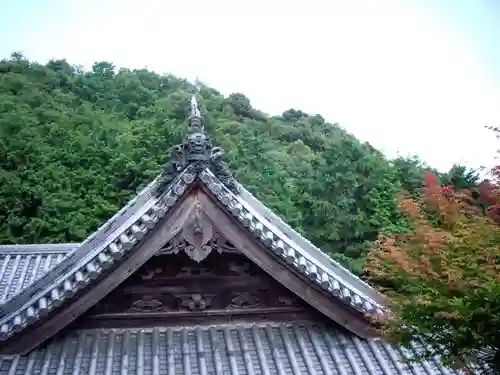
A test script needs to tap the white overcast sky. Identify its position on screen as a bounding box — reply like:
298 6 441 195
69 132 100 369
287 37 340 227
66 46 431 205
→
2 0 500 172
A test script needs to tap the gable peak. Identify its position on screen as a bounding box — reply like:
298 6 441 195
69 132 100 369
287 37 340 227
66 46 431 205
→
154 90 239 196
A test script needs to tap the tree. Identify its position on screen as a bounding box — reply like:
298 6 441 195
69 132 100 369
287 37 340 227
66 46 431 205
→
281 108 308 122
441 164 480 191
224 93 252 117
365 171 500 372
391 155 434 197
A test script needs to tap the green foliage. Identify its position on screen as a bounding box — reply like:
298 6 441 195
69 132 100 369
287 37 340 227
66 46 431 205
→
0 53 425 273
391 155 435 197
391 156 480 197
441 164 480 190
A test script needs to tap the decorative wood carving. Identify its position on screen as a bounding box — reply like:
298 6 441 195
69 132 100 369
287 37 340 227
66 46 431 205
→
181 204 214 262
156 229 239 263
229 292 260 309
128 296 166 313
228 262 252 276
179 294 215 311
84 246 309 323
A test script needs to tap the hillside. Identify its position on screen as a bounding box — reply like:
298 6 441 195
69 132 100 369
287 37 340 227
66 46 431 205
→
0 54 472 274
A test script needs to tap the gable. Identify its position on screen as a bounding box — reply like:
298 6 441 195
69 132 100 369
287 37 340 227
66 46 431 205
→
0 173 196 355
0 179 380 355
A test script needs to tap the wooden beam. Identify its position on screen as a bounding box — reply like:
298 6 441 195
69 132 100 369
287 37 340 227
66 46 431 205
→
77 308 323 330
119 276 279 294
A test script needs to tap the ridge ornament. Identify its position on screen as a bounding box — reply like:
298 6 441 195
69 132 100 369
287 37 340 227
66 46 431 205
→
154 93 239 196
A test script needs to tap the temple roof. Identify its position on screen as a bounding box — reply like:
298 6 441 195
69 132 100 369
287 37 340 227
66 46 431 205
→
0 321 460 375
0 249 67 304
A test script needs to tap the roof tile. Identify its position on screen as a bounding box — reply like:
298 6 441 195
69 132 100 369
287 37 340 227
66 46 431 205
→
0 322 462 375
0 253 66 303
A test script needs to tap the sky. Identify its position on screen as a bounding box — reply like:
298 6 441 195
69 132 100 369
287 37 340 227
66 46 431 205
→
1 0 500 173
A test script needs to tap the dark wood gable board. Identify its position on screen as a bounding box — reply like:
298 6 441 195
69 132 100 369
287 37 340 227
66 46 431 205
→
1 184 375 355
76 251 325 329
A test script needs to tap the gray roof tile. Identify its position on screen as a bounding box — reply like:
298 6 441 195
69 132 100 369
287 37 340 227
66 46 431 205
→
0 179 160 334
0 321 462 375
0 244 78 255
0 252 67 304
238 184 384 305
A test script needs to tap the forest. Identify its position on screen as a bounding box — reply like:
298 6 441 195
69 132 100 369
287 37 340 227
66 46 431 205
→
0 53 481 274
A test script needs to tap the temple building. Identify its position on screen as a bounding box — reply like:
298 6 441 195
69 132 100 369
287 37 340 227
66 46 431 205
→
0 94 465 374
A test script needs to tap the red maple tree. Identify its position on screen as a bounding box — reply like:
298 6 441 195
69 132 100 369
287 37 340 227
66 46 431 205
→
365 169 500 372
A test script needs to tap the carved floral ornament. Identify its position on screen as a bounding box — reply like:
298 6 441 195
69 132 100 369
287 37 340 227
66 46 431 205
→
179 294 214 311
229 292 260 309
128 296 166 313
156 208 239 263
124 294 216 313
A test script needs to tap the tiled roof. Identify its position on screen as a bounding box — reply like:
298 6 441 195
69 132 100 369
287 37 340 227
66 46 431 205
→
0 321 460 375
238 185 384 305
0 94 381 348
0 244 78 255
0 251 68 304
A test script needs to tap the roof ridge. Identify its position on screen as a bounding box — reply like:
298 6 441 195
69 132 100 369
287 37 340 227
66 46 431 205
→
154 91 239 196
0 244 79 255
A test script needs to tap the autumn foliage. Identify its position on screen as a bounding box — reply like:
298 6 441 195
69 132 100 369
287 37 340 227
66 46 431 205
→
365 170 500 371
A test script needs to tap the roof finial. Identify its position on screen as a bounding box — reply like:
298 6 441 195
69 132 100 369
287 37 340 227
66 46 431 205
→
154 86 239 196
190 94 202 120
188 88 203 134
